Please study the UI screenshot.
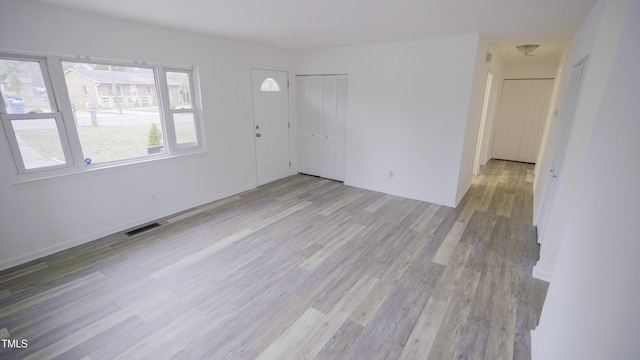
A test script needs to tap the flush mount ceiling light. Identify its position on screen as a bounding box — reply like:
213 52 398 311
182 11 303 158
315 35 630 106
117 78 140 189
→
516 44 540 56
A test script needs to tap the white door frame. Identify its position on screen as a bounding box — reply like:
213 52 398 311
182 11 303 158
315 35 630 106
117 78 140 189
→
473 72 495 175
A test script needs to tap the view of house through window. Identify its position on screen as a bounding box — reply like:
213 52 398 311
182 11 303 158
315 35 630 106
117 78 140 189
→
62 61 165 163
0 58 53 114
1 54 203 178
0 57 69 172
166 71 197 147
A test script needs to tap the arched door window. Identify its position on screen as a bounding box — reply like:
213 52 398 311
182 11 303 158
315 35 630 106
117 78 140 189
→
260 78 280 92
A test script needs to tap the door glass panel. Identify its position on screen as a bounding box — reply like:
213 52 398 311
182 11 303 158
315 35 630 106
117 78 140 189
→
260 78 280 92
0 58 53 114
11 118 66 169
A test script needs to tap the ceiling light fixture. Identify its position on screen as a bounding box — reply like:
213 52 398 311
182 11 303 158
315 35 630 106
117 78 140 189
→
516 44 540 56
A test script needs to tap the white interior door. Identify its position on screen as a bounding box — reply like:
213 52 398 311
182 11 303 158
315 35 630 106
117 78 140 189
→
252 69 290 185
492 79 554 163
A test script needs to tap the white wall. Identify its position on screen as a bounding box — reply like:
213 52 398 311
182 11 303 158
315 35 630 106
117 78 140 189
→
533 1 605 233
532 0 640 357
0 0 294 270
532 0 625 281
294 34 483 206
503 60 560 79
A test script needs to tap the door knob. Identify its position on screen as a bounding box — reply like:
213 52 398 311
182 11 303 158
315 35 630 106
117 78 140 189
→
256 133 261 137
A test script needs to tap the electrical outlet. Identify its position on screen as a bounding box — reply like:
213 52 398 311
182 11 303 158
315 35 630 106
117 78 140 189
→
151 193 158 203
388 170 394 178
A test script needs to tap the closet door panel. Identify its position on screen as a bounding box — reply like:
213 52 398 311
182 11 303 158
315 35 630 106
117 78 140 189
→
320 137 336 180
492 79 554 163
296 76 311 174
517 79 554 162
320 76 337 180
322 77 337 138
335 76 348 181
309 76 324 138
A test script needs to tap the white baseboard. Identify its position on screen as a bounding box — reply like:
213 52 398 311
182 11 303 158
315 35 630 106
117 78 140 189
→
455 180 472 207
0 184 255 272
532 264 552 282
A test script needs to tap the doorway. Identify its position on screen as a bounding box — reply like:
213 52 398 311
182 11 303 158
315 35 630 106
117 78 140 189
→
251 68 290 185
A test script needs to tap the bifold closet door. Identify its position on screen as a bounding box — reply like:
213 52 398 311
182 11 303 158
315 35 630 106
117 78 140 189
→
492 78 554 163
297 75 347 181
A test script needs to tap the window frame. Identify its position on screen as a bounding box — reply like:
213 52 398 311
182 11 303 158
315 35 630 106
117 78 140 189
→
162 68 201 151
0 51 206 184
0 54 75 174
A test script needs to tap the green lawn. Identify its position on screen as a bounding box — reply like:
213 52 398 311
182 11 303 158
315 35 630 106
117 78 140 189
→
15 122 197 165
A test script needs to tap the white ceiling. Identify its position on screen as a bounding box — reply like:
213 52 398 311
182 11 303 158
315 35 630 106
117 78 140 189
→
32 0 597 60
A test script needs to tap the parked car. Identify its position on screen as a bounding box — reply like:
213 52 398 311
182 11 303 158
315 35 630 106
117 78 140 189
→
4 95 25 114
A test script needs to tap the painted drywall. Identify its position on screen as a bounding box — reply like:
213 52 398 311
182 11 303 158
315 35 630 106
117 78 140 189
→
455 36 491 204
0 0 294 269
503 60 560 79
532 0 624 281
294 34 482 207
532 0 640 358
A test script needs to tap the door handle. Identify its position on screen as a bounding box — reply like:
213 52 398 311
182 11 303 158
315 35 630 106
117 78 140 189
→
256 133 261 137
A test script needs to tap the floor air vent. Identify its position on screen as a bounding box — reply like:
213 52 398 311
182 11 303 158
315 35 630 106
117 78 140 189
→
125 222 161 237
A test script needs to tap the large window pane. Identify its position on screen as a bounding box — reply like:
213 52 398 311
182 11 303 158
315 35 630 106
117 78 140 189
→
174 112 197 146
166 72 192 109
11 118 66 169
62 62 164 163
0 58 53 114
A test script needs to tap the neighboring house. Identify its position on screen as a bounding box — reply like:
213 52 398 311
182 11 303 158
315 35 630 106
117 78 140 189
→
64 68 181 110
0 76 34 95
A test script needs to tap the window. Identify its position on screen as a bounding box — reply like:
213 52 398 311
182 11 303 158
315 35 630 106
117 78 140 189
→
166 71 198 148
260 78 280 92
62 61 166 163
0 56 72 173
105 85 123 96
0 53 204 181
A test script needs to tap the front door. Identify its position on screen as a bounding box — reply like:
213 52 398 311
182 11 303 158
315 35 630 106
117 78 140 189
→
252 69 290 185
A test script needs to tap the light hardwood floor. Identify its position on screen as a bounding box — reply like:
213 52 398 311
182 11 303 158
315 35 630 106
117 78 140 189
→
0 160 548 359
